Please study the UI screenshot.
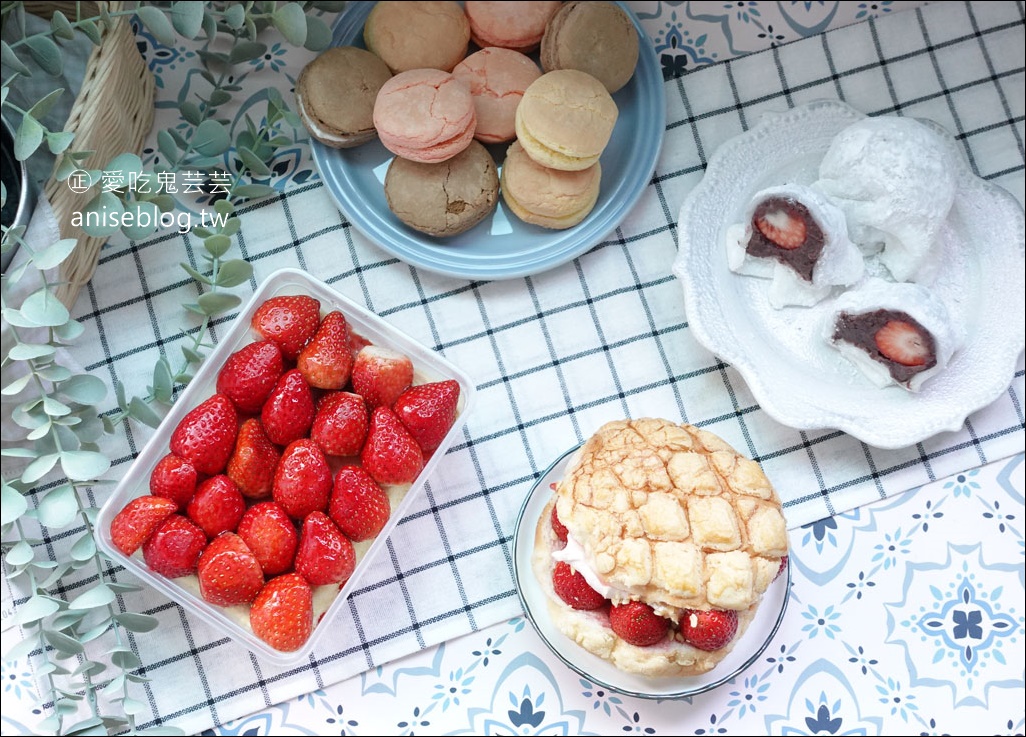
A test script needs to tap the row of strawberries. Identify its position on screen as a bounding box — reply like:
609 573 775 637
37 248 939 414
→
549 505 786 651
107 295 462 652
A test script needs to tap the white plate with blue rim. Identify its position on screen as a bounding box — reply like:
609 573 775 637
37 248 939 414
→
513 444 791 699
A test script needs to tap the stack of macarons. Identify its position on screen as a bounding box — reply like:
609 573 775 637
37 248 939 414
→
296 1 641 238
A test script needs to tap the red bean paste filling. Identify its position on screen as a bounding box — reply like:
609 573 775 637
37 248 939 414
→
745 197 825 282
833 309 937 384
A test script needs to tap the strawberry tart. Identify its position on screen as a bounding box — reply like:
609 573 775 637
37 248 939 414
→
532 418 789 677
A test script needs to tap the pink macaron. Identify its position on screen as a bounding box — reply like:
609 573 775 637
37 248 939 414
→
464 1 563 53
372 69 477 163
452 47 542 144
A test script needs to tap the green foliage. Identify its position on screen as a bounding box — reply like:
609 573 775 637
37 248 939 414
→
1 2 345 734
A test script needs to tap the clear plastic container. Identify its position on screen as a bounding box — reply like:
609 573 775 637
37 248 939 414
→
95 267 476 666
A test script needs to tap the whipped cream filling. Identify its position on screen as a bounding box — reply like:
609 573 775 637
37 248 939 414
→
552 533 682 622
295 91 349 145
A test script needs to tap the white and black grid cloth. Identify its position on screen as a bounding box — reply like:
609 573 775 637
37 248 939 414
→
12 1 1024 732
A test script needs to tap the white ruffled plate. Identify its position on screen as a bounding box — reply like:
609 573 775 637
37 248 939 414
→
672 99 1026 449
513 445 791 700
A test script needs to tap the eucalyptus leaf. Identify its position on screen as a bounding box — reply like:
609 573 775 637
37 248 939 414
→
43 395 72 417
8 342 56 360
1 40 31 77
197 291 241 316
15 115 44 161
5 540 35 567
228 40 267 64
46 130 75 155
272 2 308 46
54 318 85 342
79 192 125 238
157 129 179 164
40 562 76 590
70 584 116 610
208 89 232 107
170 1 204 38
179 261 212 285
73 659 107 677
304 16 332 51
215 259 253 288
180 101 203 126
20 287 70 328
14 595 59 625
191 119 230 156
80 19 102 44
152 358 174 403
27 88 65 120
213 198 235 216
50 10 75 40
237 146 272 177
59 450 111 481
113 612 160 633
128 397 163 428
33 238 78 270
49 609 86 630
223 218 241 237
36 364 72 382
203 234 232 258
37 484 79 529
2 373 32 396
59 374 108 404
107 583 143 594
21 453 60 484
1 482 28 525
136 6 176 46
3 633 40 663
27 420 54 441
120 201 162 241
43 628 85 656
202 11 217 40
106 152 144 179
121 697 148 716
25 35 63 75
110 647 142 669
100 674 126 697
36 660 72 676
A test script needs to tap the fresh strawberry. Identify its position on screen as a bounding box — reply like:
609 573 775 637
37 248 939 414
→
874 319 931 367
197 532 264 606
775 554 789 581
329 465 391 542
392 379 460 454
755 202 807 250
360 406 424 486
227 418 280 500
142 514 207 578
250 573 313 652
216 340 284 415
237 501 299 576
186 475 246 538
251 295 321 361
609 600 669 647
310 391 368 457
294 511 356 586
148 454 197 511
680 608 739 651
273 439 332 519
109 495 177 555
351 345 414 409
348 331 372 360
552 561 606 610
297 311 353 390
261 369 316 447
550 503 568 545
169 393 238 476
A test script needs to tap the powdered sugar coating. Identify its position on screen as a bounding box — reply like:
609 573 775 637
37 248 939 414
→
816 116 959 282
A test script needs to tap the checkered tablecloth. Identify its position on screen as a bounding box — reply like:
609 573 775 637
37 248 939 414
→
14 1 1023 732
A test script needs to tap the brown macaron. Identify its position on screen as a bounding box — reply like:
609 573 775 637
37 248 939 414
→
384 140 499 237
540 1 640 94
296 47 393 148
363 1 470 73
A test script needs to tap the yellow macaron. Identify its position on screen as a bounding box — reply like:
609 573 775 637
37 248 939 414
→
500 140 601 229
514 69 618 171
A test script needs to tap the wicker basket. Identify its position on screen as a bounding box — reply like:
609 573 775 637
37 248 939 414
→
34 2 155 307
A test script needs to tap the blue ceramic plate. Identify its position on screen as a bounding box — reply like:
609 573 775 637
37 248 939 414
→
311 1 665 281
513 445 791 699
